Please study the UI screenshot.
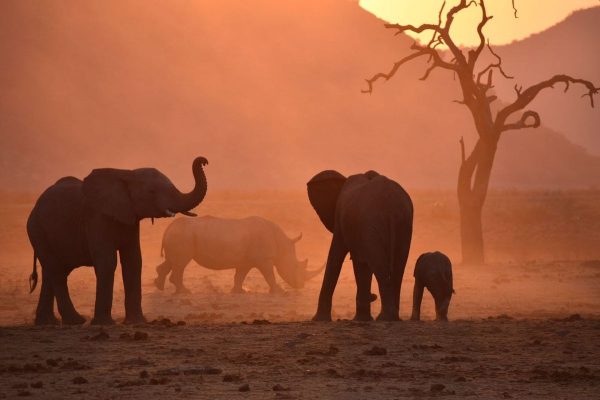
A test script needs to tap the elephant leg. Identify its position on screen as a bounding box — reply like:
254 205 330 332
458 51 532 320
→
314 234 348 321
352 261 373 321
52 270 86 325
434 295 451 322
411 278 425 321
34 266 59 325
257 263 283 294
154 260 171 291
232 267 251 293
373 266 400 321
91 252 118 325
120 242 146 324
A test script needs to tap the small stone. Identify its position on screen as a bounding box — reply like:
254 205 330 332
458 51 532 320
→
89 329 109 341
455 376 466 382
46 359 58 367
140 370 149 379
238 383 250 392
273 384 290 391
252 319 270 325
72 377 88 385
17 390 31 397
176 321 186 326
119 332 132 340
223 374 242 382
133 331 148 341
364 346 387 356
30 382 43 389
430 383 445 392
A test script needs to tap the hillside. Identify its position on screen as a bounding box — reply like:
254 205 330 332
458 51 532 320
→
494 6 600 154
0 0 598 191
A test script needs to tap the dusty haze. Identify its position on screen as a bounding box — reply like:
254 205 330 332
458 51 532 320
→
0 1 599 399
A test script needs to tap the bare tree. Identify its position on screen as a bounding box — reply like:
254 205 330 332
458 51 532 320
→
363 0 599 264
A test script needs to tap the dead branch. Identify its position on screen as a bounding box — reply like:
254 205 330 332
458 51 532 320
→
502 110 540 131
469 0 493 66
511 0 518 18
476 40 514 86
497 75 599 131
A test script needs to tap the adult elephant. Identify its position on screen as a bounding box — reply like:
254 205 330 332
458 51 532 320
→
307 170 413 321
27 157 208 325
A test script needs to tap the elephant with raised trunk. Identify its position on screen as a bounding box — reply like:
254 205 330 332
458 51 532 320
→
411 251 454 321
154 216 323 294
307 170 413 321
27 157 208 325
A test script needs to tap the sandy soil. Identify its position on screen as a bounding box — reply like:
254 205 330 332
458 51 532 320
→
1 190 599 398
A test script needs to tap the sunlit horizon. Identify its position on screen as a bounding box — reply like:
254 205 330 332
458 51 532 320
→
359 0 599 47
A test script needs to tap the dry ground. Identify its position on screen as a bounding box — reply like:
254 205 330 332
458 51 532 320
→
1 190 599 398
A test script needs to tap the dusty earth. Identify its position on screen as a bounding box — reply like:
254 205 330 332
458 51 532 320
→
1 190 599 398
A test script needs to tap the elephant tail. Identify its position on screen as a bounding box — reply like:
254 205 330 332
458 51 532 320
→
29 253 38 293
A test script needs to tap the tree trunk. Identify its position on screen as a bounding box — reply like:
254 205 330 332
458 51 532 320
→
458 196 484 264
457 137 497 265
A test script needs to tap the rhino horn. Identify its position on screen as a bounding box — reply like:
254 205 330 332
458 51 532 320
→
304 263 326 281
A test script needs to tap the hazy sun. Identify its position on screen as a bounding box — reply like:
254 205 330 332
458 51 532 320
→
359 0 598 46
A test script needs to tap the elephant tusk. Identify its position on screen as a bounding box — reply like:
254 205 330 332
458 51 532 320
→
165 209 176 217
181 210 197 217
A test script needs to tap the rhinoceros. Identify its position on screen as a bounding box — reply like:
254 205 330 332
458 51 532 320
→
154 216 323 294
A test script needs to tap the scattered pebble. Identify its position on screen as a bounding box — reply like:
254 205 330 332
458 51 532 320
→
89 329 109 341
238 383 250 392
272 384 290 391
363 346 387 356
133 331 149 341
72 377 88 385
30 382 43 389
223 374 242 382
140 370 149 379
252 319 270 325
430 383 445 392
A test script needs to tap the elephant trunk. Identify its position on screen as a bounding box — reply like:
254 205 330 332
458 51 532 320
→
174 157 208 214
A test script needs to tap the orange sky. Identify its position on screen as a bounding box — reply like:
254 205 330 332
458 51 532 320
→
359 0 599 46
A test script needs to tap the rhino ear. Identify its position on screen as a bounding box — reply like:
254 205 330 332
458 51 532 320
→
83 169 137 225
306 170 346 233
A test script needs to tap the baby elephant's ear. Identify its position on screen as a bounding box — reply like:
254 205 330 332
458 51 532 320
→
82 169 137 225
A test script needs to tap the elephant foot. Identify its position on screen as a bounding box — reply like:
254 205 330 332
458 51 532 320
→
61 313 86 326
376 312 401 322
124 314 147 325
90 316 116 326
231 287 247 294
34 313 60 326
312 312 332 322
353 313 373 322
154 277 166 291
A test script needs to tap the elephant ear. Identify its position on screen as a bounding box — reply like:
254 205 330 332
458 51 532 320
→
82 169 137 225
306 170 346 233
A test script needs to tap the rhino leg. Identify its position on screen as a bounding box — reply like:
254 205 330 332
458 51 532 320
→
154 261 171 291
257 263 284 294
232 267 251 293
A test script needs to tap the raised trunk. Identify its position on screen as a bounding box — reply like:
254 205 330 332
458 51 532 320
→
457 137 496 265
175 157 208 212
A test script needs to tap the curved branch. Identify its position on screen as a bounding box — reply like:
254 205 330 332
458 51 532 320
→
469 0 493 66
362 42 456 93
502 110 540 131
476 40 514 86
496 74 599 131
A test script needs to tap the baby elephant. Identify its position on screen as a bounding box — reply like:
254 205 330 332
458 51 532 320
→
411 251 454 321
